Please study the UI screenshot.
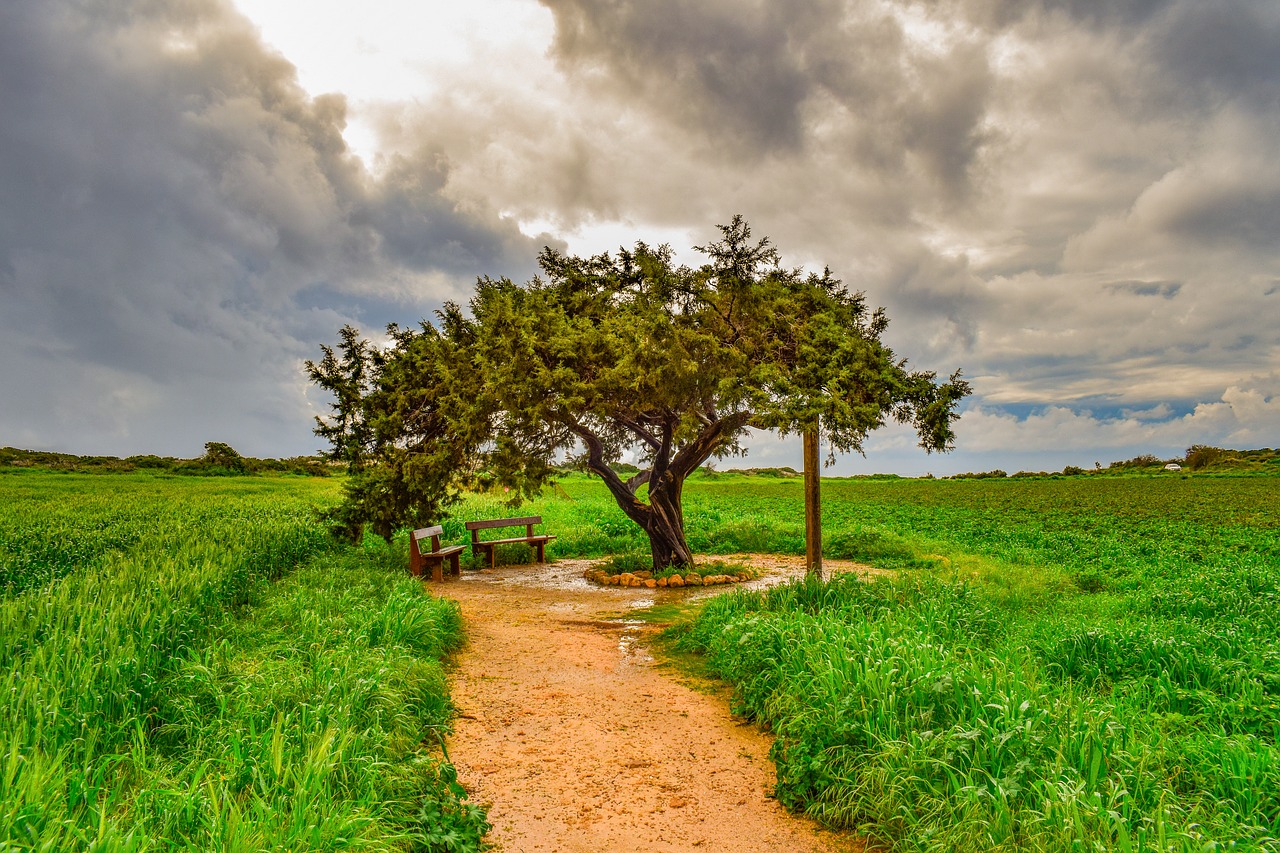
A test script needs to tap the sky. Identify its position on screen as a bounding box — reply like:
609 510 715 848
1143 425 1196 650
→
2 0 1278 476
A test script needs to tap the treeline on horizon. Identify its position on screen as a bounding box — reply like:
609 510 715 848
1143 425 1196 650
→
950 444 1280 480
3 442 1277 480
0 441 331 477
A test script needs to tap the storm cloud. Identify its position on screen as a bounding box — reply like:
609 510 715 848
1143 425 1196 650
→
0 0 548 456
2 0 1277 470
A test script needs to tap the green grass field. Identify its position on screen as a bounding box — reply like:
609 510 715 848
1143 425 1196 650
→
0 470 486 852
5 466 1278 851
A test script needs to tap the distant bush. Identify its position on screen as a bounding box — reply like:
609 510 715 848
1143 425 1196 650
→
1109 454 1162 469
1061 465 1086 476
126 454 173 469
950 469 1007 480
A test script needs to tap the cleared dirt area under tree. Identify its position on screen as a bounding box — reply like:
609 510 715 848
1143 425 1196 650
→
440 555 882 852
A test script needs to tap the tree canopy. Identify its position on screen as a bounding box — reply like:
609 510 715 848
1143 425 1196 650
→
308 217 970 566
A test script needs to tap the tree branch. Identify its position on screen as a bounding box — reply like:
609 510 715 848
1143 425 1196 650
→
565 420 651 524
668 410 753 480
612 415 662 452
649 417 675 490
625 469 651 495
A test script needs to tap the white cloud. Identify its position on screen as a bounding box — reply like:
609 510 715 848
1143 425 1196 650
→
957 385 1280 455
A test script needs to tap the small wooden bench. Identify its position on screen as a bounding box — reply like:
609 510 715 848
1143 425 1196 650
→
410 525 465 582
465 516 556 569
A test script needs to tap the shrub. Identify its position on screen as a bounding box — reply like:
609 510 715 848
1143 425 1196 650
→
1110 454 1162 469
1186 445 1229 470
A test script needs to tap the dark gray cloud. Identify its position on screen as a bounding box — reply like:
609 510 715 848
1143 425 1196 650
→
542 0 996 201
0 0 547 456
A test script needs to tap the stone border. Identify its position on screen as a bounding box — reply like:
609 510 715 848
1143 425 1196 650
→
582 569 751 589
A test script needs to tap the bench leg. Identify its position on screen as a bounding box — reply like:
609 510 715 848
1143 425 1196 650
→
534 541 546 563
431 558 444 584
449 552 461 577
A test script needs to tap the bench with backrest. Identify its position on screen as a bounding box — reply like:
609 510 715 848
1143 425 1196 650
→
410 525 466 582
464 516 556 569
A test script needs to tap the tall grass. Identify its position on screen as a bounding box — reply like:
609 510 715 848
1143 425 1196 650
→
1 521 327 848
679 566 1280 849
0 472 484 851
127 548 486 851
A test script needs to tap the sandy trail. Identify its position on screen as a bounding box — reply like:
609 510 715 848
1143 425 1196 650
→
439 555 879 852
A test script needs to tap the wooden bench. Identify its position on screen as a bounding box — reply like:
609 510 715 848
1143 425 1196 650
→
465 516 556 569
409 525 465 582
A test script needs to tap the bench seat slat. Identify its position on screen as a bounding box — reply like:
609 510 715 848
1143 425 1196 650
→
472 535 556 548
464 516 555 569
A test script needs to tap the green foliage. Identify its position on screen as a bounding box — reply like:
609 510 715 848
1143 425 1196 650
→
201 440 247 472
134 549 486 850
1186 444 1231 470
1109 453 1163 469
599 552 655 575
597 553 752 580
309 218 968 567
0 472 485 850
1178 446 1279 473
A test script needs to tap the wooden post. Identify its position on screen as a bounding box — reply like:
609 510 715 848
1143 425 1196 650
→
804 426 824 579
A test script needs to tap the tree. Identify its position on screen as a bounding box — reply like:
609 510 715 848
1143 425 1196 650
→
201 441 247 473
308 217 970 566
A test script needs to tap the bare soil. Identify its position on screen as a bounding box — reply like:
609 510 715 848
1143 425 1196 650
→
439 554 882 852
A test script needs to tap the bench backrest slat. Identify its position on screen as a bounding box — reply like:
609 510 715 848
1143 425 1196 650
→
412 525 445 541
464 516 542 532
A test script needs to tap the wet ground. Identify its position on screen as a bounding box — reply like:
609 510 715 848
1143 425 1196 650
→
438 554 879 852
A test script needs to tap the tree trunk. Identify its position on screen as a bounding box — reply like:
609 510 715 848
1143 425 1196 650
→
645 474 693 570
567 416 739 572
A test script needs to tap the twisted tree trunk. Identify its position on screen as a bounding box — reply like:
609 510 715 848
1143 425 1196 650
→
644 475 693 569
567 411 751 571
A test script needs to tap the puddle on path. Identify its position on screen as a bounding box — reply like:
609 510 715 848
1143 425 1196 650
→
613 619 653 664
448 554 884 610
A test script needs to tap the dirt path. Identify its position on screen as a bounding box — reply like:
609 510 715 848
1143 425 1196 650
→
439 555 881 852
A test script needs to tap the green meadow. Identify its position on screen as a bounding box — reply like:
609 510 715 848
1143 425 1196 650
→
3 465 1279 850
0 470 486 851
668 473 1279 852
